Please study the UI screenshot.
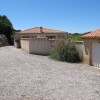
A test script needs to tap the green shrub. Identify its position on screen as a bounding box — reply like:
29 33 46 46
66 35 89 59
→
71 35 82 41
66 45 81 63
49 40 81 63
50 40 68 61
49 48 59 60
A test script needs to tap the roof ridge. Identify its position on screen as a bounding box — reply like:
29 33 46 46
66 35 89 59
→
20 27 66 32
16 26 67 34
43 27 65 32
21 27 40 32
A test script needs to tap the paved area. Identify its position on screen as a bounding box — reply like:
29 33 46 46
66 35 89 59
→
0 46 100 100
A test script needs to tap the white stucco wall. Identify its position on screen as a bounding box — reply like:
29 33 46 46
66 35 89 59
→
29 38 52 55
92 41 100 68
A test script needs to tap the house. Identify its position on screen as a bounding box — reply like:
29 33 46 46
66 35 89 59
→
82 29 100 68
14 27 67 55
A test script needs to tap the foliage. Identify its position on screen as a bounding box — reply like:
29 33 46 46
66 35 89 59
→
50 40 81 63
50 40 68 61
0 34 8 46
58 34 67 40
71 35 82 41
0 15 13 45
68 33 82 41
66 45 81 62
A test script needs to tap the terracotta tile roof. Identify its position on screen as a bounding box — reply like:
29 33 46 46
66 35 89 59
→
16 27 66 34
82 29 100 39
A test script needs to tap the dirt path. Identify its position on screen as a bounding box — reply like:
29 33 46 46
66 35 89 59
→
0 46 100 100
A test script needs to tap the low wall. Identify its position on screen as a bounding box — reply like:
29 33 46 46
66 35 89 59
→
74 41 89 64
29 38 52 55
20 38 89 63
21 38 52 55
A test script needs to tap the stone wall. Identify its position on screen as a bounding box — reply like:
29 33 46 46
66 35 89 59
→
0 34 9 47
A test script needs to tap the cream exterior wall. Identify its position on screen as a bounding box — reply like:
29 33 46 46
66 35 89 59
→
74 41 89 64
29 38 52 55
20 38 52 55
21 38 30 52
74 39 100 66
83 39 100 65
82 39 92 65
74 42 84 61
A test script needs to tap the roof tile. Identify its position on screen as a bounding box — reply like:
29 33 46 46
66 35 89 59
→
16 27 66 34
82 29 100 39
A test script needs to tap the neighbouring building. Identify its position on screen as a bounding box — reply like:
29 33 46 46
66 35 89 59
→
82 29 100 68
14 27 68 55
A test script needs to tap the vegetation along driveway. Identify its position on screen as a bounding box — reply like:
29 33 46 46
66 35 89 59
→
0 46 100 100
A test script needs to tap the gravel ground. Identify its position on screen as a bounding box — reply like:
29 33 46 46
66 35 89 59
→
0 46 100 100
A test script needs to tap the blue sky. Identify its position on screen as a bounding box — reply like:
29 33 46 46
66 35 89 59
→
0 0 100 33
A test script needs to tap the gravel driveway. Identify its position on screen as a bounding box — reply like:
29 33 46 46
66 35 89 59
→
0 46 100 100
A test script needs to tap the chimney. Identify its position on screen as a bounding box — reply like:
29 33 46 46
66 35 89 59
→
40 27 43 33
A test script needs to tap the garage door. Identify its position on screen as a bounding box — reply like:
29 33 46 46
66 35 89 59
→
92 42 100 68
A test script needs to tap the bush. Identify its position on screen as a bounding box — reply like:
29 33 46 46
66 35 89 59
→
49 40 81 63
66 45 81 63
50 40 68 61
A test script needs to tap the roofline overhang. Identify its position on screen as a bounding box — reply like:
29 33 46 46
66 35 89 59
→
81 36 100 39
14 32 68 35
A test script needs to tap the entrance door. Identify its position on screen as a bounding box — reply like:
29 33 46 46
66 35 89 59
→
92 42 100 68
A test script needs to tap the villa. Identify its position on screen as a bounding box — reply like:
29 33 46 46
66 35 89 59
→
14 27 67 55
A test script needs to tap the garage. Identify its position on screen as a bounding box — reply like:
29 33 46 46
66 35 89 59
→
82 29 100 68
92 42 100 68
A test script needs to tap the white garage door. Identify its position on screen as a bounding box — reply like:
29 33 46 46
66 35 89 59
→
92 42 100 68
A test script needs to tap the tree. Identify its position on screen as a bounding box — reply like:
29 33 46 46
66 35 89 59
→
0 15 13 45
68 33 82 41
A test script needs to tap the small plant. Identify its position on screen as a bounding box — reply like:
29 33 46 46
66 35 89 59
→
49 40 81 63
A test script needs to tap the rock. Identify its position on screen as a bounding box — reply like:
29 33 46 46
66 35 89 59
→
0 34 9 47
